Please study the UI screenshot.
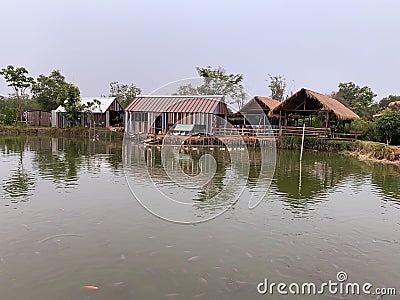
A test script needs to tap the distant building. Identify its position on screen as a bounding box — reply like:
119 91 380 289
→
124 95 228 135
52 97 124 128
388 101 400 110
25 110 51 126
374 101 400 118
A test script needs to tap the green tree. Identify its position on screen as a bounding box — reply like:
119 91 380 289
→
375 110 400 145
31 70 71 111
109 81 141 108
176 66 247 109
0 65 34 121
82 99 101 138
0 107 18 125
61 84 82 127
267 74 286 101
379 95 400 109
337 82 377 119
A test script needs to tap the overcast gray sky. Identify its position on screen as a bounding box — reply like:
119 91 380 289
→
1 0 399 100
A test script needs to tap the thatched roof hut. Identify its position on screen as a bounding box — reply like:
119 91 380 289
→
271 88 360 120
388 101 400 108
240 96 280 114
233 96 281 126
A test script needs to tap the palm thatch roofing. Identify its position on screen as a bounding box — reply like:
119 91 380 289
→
240 96 280 114
270 88 360 120
388 101 400 107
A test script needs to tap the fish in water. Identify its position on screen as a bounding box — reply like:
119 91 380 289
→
187 255 200 261
83 285 99 290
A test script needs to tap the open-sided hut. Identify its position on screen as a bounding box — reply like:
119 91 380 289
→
52 97 124 128
374 101 400 118
388 101 400 110
237 96 281 127
124 95 228 135
25 110 51 126
271 88 360 129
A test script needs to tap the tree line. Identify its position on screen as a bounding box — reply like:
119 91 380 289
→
0 65 141 126
1 64 400 144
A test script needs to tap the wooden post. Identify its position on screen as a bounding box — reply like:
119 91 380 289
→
325 111 329 129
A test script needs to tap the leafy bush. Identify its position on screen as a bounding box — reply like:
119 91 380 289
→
0 108 17 125
349 119 377 141
375 110 400 145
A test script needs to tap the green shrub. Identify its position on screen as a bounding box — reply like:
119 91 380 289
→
375 110 400 145
0 108 17 125
349 119 377 141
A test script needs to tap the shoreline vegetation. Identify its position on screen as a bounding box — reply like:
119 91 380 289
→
280 136 400 165
1 125 399 166
0 125 123 139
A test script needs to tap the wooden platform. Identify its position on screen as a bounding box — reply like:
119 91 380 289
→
125 126 361 145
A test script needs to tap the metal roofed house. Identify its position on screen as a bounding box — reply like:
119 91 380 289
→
124 95 228 136
52 97 124 128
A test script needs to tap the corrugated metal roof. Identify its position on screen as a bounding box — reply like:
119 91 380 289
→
55 97 117 113
125 95 225 113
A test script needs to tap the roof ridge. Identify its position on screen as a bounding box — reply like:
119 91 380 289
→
135 95 225 98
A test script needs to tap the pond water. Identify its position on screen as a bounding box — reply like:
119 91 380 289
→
0 136 399 299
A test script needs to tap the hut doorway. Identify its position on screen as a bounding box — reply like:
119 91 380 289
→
109 111 123 127
155 115 163 133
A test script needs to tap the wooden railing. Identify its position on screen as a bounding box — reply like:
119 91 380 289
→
126 126 361 142
214 126 360 141
280 126 331 138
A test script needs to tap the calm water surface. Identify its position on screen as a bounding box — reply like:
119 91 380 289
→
0 136 399 299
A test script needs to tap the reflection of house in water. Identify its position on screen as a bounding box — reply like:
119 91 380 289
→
270 150 400 212
123 143 232 202
274 150 350 201
26 137 52 152
28 137 123 185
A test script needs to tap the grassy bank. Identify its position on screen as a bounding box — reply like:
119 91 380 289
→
351 140 400 162
0 125 124 138
279 136 355 152
279 136 400 164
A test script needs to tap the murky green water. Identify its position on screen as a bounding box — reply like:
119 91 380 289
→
0 136 399 299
